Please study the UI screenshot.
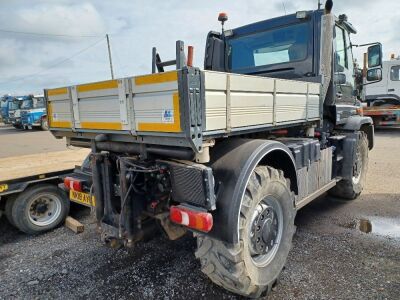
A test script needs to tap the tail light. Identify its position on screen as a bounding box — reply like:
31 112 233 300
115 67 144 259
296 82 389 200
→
170 205 213 233
64 177 83 192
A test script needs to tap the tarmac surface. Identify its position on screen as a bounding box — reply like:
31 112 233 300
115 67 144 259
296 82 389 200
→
0 125 399 299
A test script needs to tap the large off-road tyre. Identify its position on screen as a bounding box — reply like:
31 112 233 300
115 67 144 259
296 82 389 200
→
195 166 296 298
10 184 69 234
329 132 369 200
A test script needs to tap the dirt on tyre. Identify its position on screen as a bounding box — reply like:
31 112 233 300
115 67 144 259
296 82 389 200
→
10 184 70 234
329 132 368 200
195 166 296 298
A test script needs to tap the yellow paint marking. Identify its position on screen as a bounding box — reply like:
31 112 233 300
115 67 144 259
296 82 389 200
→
135 71 178 86
47 102 72 128
138 93 181 133
80 122 122 130
51 121 72 128
77 80 118 93
0 184 8 193
47 87 68 96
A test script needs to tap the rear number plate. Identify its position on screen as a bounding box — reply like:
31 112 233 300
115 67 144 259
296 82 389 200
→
69 190 95 207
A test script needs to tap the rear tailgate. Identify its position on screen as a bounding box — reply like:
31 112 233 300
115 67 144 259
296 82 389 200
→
46 71 182 134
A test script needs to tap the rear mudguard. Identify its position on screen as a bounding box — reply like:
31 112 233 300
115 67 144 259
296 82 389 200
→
207 139 297 244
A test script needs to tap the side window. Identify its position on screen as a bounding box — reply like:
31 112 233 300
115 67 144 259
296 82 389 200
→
335 26 348 70
390 66 400 81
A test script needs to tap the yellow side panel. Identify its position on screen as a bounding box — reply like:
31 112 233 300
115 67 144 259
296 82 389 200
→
135 71 178 86
47 102 72 128
80 122 122 130
47 87 68 96
77 80 118 93
137 93 181 133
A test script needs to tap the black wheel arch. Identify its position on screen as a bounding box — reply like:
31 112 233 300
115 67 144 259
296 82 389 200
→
341 115 374 149
207 138 297 244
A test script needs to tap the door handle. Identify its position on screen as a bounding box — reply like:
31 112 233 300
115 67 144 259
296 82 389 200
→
388 89 395 92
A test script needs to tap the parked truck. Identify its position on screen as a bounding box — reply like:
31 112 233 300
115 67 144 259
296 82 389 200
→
1 95 14 124
362 56 400 126
45 1 381 297
20 94 48 130
8 96 25 129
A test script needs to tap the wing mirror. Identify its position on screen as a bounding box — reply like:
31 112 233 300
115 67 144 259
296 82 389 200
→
334 73 346 85
367 44 382 68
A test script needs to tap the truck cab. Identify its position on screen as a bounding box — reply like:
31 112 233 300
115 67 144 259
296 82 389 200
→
1 95 13 124
205 9 378 134
8 97 24 129
20 95 47 130
364 57 400 106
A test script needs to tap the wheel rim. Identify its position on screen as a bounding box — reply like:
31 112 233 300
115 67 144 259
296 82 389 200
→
27 193 62 227
352 146 363 184
248 195 283 267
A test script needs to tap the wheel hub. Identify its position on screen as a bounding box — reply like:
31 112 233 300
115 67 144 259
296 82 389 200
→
250 203 279 256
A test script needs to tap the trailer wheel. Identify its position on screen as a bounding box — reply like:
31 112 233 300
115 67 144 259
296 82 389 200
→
11 184 69 234
5 195 17 226
329 132 369 200
195 166 296 298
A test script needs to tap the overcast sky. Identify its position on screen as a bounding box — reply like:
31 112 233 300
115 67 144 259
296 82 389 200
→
0 0 399 95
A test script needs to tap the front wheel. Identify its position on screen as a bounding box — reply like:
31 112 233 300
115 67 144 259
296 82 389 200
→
195 166 296 298
41 117 49 131
329 132 369 200
10 184 69 234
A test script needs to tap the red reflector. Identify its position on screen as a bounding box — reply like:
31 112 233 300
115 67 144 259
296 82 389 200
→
170 205 213 233
64 177 83 192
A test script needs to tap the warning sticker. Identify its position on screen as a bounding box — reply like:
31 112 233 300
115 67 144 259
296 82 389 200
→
162 109 174 123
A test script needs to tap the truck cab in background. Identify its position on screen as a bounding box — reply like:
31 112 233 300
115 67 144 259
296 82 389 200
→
8 97 24 129
1 95 14 124
20 95 48 130
361 57 400 126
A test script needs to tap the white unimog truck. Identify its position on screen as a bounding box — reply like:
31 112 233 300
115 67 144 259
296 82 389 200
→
45 1 382 297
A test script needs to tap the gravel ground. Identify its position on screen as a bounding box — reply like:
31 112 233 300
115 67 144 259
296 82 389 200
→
0 128 399 299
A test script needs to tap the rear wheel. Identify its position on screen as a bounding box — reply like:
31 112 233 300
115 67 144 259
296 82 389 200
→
195 166 296 298
11 184 69 234
329 132 369 200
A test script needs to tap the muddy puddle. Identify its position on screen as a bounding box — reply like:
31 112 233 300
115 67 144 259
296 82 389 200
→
344 217 400 239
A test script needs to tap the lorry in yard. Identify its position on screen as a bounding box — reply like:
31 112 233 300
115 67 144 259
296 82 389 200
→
0 149 90 234
1 95 14 124
20 94 48 130
45 1 382 297
361 56 400 126
8 96 25 129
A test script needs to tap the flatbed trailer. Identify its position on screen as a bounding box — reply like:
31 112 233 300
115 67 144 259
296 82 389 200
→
0 149 90 234
361 105 400 126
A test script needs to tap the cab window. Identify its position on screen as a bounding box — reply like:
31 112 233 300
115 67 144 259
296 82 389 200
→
390 66 400 81
335 26 348 70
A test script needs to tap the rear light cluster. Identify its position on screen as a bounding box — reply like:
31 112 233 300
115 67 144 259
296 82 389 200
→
170 205 213 233
64 177 83 192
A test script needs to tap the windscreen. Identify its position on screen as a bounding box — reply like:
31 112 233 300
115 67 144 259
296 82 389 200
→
9 101 20 110
33 97 45 108
1 101 7 108
228 22 309 72
21 99 33 109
